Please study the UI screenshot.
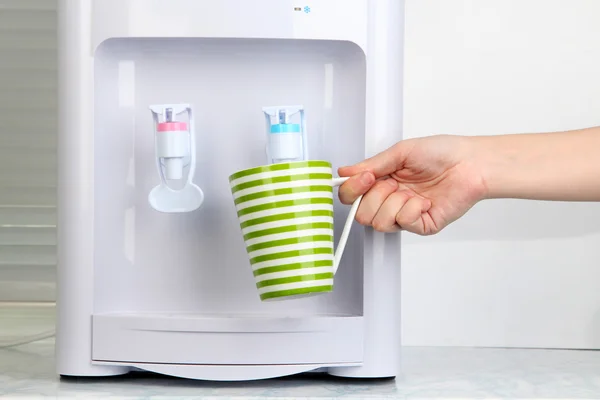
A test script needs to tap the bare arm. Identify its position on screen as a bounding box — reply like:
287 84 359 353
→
474 127 600 201
338 126 600 235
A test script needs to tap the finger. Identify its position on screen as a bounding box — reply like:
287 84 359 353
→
371 190 415 233
395 196 432 235
338 171 376 205
338 140 414 179
355 179 400 227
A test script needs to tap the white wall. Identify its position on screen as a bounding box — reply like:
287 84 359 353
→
402 0 600 348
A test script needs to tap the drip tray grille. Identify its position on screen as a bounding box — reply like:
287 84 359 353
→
92 312 364 365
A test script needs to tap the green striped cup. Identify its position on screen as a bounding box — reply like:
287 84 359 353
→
229 160 362 301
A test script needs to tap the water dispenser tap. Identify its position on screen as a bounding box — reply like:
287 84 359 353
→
263 105 307 164
148 104 204 213
158 107 187 180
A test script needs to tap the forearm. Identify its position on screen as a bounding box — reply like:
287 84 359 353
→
472 127 600 201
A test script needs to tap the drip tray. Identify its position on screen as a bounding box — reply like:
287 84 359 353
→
92 312 364 365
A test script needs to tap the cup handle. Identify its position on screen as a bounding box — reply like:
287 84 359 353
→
332 177 363 274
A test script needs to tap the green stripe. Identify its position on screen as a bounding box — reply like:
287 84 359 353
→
238 197 333 217
229 160 332 182
253 259 333 277
243 222 334 241
250 247 333 265
234 185 332 206
256 273 333 289
260 285 333 300
247 234 333 253
241 210 333 229
231 173 332 194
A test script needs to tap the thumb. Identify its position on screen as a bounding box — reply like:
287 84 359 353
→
338 140 412 178
338 171 376 205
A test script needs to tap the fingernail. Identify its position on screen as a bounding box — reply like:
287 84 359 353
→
360 172 375 185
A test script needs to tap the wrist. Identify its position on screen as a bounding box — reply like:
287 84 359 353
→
470 134 527 200
448 135 494 203
468 135 505 200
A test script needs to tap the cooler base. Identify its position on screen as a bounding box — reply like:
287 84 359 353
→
91 361 364 381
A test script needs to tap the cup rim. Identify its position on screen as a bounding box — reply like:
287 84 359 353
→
228 160 333 182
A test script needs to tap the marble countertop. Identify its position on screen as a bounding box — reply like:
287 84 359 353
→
4 340 600 398
2 305 600 398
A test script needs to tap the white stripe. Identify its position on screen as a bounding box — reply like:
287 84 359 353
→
245 228 334 246
242 216 334 235
249 241 333 260
236 191 333 211
255 266 334 283
229 167 332 187
258 279 334 295
252 253 333 271
233 179 332 199
239 203 334 224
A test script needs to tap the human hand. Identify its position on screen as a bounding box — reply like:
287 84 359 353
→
338 135 488 235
